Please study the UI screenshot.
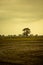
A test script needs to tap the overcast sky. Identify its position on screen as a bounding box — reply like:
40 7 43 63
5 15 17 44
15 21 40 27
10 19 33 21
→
0 0 43 35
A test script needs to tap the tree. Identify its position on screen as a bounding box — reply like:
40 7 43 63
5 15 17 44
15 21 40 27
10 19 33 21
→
18 34 22 37
23 28 31 37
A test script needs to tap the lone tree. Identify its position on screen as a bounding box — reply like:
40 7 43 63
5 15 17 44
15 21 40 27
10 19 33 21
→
23 28 31 37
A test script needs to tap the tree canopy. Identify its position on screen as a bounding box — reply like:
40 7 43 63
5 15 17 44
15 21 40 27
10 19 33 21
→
23 28 31 37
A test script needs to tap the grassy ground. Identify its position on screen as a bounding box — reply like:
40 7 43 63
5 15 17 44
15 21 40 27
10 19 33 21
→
0 40 43 65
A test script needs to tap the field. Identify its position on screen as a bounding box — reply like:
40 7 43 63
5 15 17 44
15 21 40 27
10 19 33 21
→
0 38 43 65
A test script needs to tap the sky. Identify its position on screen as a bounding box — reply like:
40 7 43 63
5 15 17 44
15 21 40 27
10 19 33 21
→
0 0 43 35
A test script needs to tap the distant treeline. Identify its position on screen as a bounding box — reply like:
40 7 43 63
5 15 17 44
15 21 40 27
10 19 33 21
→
0 34 43 42
0 34 43 38
0 28 43 41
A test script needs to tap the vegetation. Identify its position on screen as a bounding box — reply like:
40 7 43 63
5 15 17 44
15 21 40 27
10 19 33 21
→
23 28 31 37
0 39 43 65
0 28 43 41
0 28 43 65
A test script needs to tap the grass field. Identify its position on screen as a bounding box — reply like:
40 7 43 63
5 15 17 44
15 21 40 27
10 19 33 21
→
0 39 43 65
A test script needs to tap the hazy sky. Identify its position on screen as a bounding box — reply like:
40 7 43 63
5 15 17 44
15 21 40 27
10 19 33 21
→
0 0 43 35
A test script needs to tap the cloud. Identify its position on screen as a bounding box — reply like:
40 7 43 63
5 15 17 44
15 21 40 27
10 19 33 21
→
0 0 43 35
0 0 43 22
